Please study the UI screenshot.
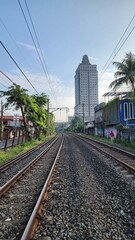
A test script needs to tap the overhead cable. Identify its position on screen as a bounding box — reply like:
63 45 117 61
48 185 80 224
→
0 41 39 94
19 0 58 105
0 70 15 84
23 0 58 104
99 14 135 80
0 17 38 73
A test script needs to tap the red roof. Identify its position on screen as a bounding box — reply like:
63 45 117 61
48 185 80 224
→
0 116 23 121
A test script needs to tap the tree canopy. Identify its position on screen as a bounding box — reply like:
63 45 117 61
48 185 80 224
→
109 52 135 97
0 84 55 138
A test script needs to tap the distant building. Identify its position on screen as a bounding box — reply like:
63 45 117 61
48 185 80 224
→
94 102 105 136
0 115 23 127
0 115 24 139
94 98 135 139
74 54 98 122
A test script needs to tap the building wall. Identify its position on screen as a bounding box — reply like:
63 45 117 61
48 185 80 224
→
103 98 120 126
75 55 98 121
119 99 135 127
94 99 135 139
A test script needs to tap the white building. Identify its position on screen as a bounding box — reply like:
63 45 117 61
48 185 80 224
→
74 55 98 122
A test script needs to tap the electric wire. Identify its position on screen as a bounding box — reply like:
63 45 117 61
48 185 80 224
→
0 75 10 88
100 24 135 82
0 70 15 84
0 17 39 75
19 0 58 105
99 14 135 80
0 41 39 94
24 0 58 105
0 80 8 89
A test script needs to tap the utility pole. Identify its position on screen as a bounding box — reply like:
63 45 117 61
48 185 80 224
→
0 100 4 140
82 103 85 134
47 99 50 136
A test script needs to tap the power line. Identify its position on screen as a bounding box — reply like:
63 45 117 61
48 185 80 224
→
0 41 39 94
18 0 58 105
0 70 15 84
0 17 39 74
23 0 58 105
0 80 8 89
99 24 135 83
0 75 11 87
99 14 135 80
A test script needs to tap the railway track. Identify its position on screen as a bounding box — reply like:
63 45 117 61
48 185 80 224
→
0 134 63 239
76 134 135 175
0 136 56 173
22 133 135 239
1 133 135 239
0 136 58 187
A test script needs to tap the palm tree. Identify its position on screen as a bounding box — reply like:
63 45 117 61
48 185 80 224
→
0 84 30 133
109 52 135 97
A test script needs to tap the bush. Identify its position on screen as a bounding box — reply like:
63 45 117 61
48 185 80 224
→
121 139 130 147
38 133 45 141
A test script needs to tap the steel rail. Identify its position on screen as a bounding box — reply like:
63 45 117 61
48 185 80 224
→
78 134 135 157
0 137 56 172
21 135 64 240
77 135 135 174
0 137 58 197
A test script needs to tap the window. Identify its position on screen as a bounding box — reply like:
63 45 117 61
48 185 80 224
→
129 102 134 118
124 103 128 120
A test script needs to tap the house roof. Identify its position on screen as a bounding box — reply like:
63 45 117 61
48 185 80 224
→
103 91 132 97
0 115 23 121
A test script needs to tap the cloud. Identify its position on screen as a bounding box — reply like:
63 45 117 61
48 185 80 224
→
17 42 43 59
2 70 75 122
88 56 99 61
18 42 36 51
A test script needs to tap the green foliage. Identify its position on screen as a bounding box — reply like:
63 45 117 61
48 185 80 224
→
37 133 46 141
0 85 55 138
0 84 30 133
0 133 56 165
109 52 135 97
116 123 124 130
71 116 83 132
0 138 40 164
103 98 119 125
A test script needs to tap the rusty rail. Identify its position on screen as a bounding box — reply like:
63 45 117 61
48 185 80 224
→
21 136 64 240
0 137 56 172
76 134 135 175
0 137 58 197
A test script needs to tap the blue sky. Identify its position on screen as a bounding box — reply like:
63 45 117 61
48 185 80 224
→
0 0 135 121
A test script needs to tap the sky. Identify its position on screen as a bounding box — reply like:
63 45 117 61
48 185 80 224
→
0 0 135 122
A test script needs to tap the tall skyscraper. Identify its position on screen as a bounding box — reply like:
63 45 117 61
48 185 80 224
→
74 55 98 121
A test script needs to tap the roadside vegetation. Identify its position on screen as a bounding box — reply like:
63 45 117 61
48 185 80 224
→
0 84 55 140
0 84 55 164
0 134 53 165
80 134 135 151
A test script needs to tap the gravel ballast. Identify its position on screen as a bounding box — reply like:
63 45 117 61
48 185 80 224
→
0 137 62 240
0 137 56 186
34 133 135 240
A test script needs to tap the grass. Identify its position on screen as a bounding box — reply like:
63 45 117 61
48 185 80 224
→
0 134 54 165
79 133 135 151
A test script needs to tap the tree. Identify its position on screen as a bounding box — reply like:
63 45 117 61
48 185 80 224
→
0 84 30 133
71 116 83 132
109 52 135 97
0 85 54 139
28 93 49 136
